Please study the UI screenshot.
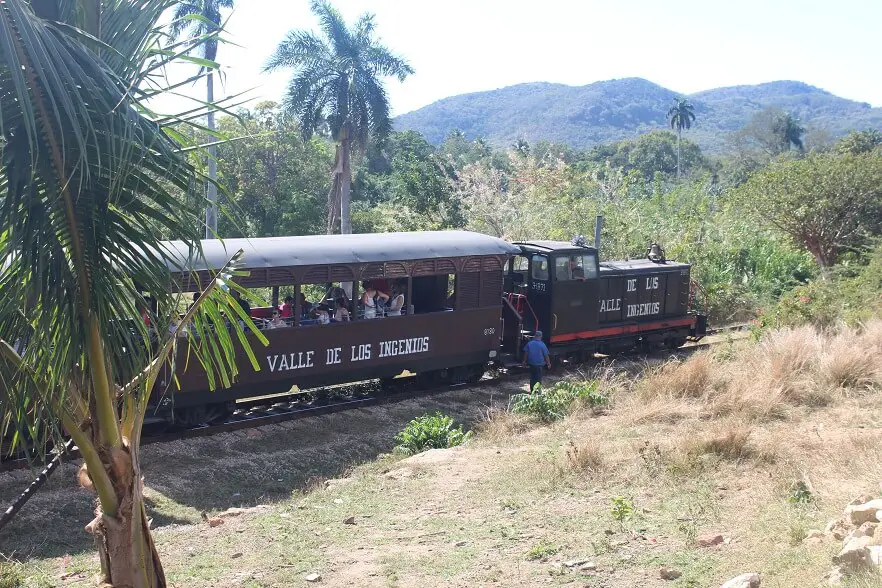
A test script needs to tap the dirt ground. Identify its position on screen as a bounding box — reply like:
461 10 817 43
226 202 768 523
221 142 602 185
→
3 329 882 587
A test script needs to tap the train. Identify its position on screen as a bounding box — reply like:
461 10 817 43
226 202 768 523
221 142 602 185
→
150 222 707 426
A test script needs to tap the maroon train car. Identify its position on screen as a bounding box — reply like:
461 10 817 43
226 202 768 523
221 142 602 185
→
502 239 707 361
151 231 520 424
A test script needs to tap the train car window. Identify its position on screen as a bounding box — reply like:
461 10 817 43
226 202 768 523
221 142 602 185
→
412 274 452 313
513 256 529 272
555 254 597 281
531 256 549 281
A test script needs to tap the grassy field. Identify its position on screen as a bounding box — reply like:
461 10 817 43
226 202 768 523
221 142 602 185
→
3 323 882 587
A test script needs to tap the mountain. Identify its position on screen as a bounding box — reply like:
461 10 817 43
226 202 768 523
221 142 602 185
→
393 78 882 152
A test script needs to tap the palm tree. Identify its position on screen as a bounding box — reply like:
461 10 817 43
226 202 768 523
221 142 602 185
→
0 1 264 584
779 113 805 152
265 0 413 235
171 0 234 238
667 98 696 178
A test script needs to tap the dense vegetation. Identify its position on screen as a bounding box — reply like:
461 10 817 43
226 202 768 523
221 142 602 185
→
207 101 882 323
394 78 882 152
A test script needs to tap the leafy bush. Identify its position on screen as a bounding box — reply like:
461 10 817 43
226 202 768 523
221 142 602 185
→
394 412 472 455
775 242 882 328
0 565 22 588
525 539 559 560
510 380 608 422
788 481 814 504
610 495 635 523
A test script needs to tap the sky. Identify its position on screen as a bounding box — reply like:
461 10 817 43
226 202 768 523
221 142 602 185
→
153 0 882 118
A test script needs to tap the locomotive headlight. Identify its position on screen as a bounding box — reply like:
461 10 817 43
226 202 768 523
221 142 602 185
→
489 351 497 358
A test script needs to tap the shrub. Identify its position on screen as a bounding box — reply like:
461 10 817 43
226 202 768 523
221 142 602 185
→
394 412 472 455
610 496 635 523
788 481 813 504
0 565 22 588
525 539 559 560
510 380 608 422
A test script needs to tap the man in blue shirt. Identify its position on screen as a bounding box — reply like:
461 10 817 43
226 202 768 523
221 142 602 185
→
522 330 551 392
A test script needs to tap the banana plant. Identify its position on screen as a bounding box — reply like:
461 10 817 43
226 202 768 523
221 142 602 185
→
0 0 266 585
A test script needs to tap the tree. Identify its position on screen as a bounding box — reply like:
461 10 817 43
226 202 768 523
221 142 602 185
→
736 107 805 156
170 0 234 238
610 131 706 180
0 1 265 585
735 152 882 272
214 102 333 237
351 131 463 231
265 0 413 235
836 129 882 155
667 98 696 179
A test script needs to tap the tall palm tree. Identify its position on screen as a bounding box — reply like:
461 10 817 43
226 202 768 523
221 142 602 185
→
667 98 696 178
171 0 234 238
265 0 413 235
779 113 805 152
0 1 264 585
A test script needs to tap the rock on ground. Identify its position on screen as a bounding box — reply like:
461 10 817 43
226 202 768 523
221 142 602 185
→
833 536 874 572
305 572 322 582
720 572 761 588
697 533 725 547
845 499 882 526
659 567 681 580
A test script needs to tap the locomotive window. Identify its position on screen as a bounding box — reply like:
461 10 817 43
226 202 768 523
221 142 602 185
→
555 254 598 281
512 256 529 272
531 256 549 281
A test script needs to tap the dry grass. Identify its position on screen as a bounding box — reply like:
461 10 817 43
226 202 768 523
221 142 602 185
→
625 321 882 426
564 439 605 475
473 405 536 441
638 352 715 400
682 424 754 461
820 334 880 392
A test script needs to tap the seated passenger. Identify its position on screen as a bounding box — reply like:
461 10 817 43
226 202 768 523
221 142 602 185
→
333 297 350 322
298 292 313 316
313 304 331 325
386 281 405 316
266 309 286 329
361 280 390 319
280 295 294 318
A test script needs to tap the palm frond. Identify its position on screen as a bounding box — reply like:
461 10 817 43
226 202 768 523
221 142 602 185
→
0 0 264 463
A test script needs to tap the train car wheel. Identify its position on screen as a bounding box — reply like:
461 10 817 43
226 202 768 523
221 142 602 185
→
174 402 230 428
465 363 486 384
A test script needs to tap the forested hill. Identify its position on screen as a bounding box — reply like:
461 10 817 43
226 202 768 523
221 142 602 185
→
393 78 882 151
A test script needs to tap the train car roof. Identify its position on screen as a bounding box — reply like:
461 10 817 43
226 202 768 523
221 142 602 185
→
600 259 691 272
514 240 598 254
154 230 521 272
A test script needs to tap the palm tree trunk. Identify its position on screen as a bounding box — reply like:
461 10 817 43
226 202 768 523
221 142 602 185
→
676 127 681 179
326 145 342 234
205 71 217 238
68 417 165 587
340 137 351 235
92 463 165 587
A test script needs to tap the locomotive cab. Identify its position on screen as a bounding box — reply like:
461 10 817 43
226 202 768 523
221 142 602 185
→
503 239 707 362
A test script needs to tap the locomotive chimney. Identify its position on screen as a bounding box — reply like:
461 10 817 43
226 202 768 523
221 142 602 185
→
593 215 603 251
